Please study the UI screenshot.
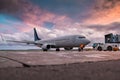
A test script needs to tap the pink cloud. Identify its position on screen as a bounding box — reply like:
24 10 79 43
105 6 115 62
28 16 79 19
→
1 0 120 45
85 0 120 25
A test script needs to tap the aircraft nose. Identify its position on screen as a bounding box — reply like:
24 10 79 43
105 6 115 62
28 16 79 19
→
85 39 90 45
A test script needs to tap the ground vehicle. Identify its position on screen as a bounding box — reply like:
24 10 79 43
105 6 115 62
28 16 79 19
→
93 43 119 51
93 33 120 51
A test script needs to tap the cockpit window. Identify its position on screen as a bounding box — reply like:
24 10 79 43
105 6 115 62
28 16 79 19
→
78 37 85 38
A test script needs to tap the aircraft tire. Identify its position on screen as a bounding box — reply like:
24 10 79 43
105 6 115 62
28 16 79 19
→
78 48 81 51
56 48 60 51
43 49 48 51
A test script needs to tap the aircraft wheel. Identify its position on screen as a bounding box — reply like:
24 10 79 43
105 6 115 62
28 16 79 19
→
43 49 48 51
107 46 112 51
97 46 102 51
56 48 60 51
78 48 81 51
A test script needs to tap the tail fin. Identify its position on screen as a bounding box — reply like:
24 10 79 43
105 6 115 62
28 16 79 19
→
34 28 41 41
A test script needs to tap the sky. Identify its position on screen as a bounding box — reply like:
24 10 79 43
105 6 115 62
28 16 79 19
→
0 0 120 48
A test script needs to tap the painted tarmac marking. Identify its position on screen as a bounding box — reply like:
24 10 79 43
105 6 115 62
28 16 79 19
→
84 54 110 58
0 58 7 62
49 53 72 58
56 54 72 58
73 54 81 57
0 56 31 67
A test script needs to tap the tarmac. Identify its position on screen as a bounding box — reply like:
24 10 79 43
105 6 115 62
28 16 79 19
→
0 50 120 68
1 50 120 80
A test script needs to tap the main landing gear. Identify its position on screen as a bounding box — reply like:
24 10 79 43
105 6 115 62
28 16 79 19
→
42 49 48 51
78 48 83 51
56 48 60 51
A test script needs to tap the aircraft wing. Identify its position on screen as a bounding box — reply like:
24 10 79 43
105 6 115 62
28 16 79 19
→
1 35 38 45
6 40 36 44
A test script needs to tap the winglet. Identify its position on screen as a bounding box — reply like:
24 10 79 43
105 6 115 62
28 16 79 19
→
0 34 5 41
34 28 41 41
0 34 7 44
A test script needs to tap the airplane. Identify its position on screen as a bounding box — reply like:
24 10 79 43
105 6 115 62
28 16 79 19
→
5 28 90 51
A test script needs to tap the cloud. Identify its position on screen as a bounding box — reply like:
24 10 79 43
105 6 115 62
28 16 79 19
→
29 0 95 21
0 0 28 14
0 0 120 47
85 0 120 25
20 4 75 31
94 0 120 10
0 0 93 22
0 24 106 46
1 0 120 25
87 22 120 33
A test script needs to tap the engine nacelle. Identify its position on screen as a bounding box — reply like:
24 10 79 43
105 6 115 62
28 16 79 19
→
41 44 51 50
64 47 73 50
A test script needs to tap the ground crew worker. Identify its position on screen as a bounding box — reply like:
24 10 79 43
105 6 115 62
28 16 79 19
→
79 44 84 51
113 45 119 51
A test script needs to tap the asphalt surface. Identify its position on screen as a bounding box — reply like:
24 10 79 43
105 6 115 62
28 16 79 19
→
0 50 120 80
0 50 120 68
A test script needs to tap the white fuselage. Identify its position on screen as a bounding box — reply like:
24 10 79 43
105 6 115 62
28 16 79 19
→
35 35 90 48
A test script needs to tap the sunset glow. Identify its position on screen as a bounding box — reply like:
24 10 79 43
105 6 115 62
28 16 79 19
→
0 0 120 44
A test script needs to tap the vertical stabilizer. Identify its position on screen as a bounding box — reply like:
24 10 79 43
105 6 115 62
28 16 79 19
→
34 28 41 41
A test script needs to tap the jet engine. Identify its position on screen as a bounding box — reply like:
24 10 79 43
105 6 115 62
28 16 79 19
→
41 44 51 51
64 47 73 50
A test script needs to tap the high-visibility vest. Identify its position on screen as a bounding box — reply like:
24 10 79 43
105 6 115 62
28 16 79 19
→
80 44 84 48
